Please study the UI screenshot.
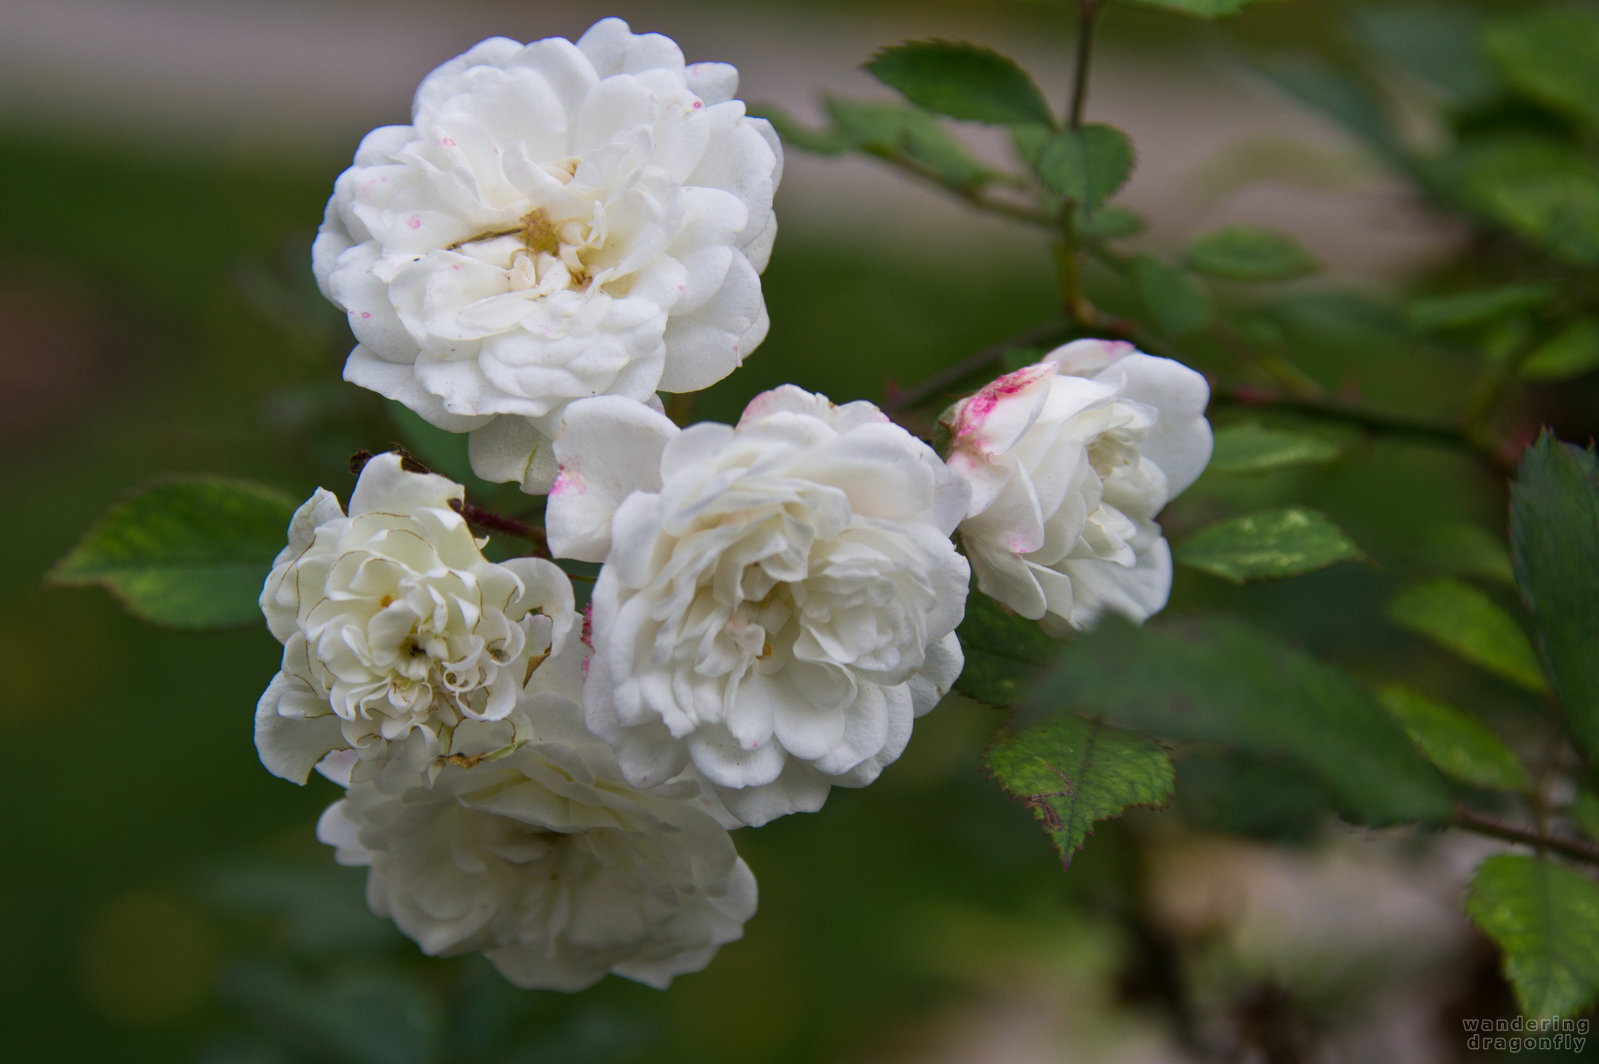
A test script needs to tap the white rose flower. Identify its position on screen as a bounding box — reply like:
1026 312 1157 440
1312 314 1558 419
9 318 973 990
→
312 19 783 492
942 339 1212 632
316 684 757 991
544 386 971 827
256 453 575 784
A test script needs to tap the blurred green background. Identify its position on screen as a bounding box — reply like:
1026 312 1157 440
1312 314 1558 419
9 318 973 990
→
6 0 1598 1060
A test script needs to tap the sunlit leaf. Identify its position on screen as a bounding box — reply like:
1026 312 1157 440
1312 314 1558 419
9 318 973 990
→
49 477 296 629
1175 507 1365 583
866 41 1054 127
1034 124 1135 211
1521 319 1599 382
1023 617 1452 825
1468 855 1599 1019
1208 423 1343 474
1386 578 1547 693
1377 685 1530 792
985 717 1173 865
1512 435 1599 760
1184 225 1319 282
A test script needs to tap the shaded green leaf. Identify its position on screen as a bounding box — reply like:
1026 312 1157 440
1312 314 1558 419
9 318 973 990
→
1077 204 1146 240
1022 617 1453 825
866 41 1054 127
1377 685 1530 792
1407 284 1555 333
985 718 1173 866
1184 225 1319 282
1254 55 1400 157
1175 507 1365 583
1130 254 1213 338
755 103 849 155
1453 137 1599 266
1351 5 1500 108
1125 0 1270 18
49 478 296 629
1208 422 1343 474
1176 751 1334 842
1422 522 1514 587
1522 319 1599 382
1386 578 1547 693
953 593 1057 707
1512 435 1599 760
1467 855 1599 1019
1485 8 1599 131
824 98 991 187
1034 124 1135 211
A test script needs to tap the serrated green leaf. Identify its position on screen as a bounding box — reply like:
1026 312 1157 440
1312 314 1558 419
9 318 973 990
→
1184 225 1319 282
985 718 1173 866
1034 124 1134 211
1076 204 1146 240
1422 522 1514 587
1208 423 1343 474
1407 284 1555 332
1175 507 1365 583
1387 578 1547 693
49 478 297 629
1125 0 1270 18
1130 254 1213 338
1485 9 1599 132
1522 319 1599 382
1377 685 1530 792
866 41 1054 127
1467 855 1599 1019
824 97 990 187
953 593 1058 706
1512 435 1599 761
1022 616 1453 825
1453 137 1599 267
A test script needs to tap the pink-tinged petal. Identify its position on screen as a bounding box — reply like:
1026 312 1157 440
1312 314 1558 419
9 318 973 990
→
546 397 677 562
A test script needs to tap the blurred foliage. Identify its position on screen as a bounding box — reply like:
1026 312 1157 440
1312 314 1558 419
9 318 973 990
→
19 0 1599 1059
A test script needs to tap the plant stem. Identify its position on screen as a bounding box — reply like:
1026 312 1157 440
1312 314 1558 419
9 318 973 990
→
1069 1 1104 128
884 319 1071 416
1452 804 1599 868
450 499 552 558
869 150 1057 229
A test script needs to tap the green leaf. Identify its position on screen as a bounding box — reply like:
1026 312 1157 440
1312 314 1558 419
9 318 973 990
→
1453 137 1599 266
1253 56 1400 157
985 718 1173 866
1130 254 1213 338
1076 204 1146 240
1022 616 1452 825
1033 124 1135 211
1512 435 1599 760
1124 0 1270 18
1467 855 1599 1020
1407 284 1555 333
755 104 849 156
1208 422 1343 474
1183 225 1319 282
1571 792 1599 842
1377 685 1530 792
1350 6 1500 109
49 478 297 629
1176 751 1334 841
824 98 991 187
1522 319 1599 382
1485 9 1599 132
953 593 1058 707
1175 507 1365 583
1386 578 1547 693
865 41 1054 127
1422 522 1515 587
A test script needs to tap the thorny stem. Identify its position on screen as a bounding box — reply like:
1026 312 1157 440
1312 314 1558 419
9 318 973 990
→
1452 804 1599 868
1069 1 1105 129
450 499 552 558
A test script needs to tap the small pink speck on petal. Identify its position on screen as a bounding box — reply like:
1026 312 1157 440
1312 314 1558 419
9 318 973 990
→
360 311 372 320
406 215 422 230
676 284 685 292
692 101 702 109
440 136 456 147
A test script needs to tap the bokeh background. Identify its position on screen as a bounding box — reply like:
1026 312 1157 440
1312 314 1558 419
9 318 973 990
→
5 0 1595 1061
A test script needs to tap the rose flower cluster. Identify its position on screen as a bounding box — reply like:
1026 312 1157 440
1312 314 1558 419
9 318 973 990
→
256 18 1212 991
